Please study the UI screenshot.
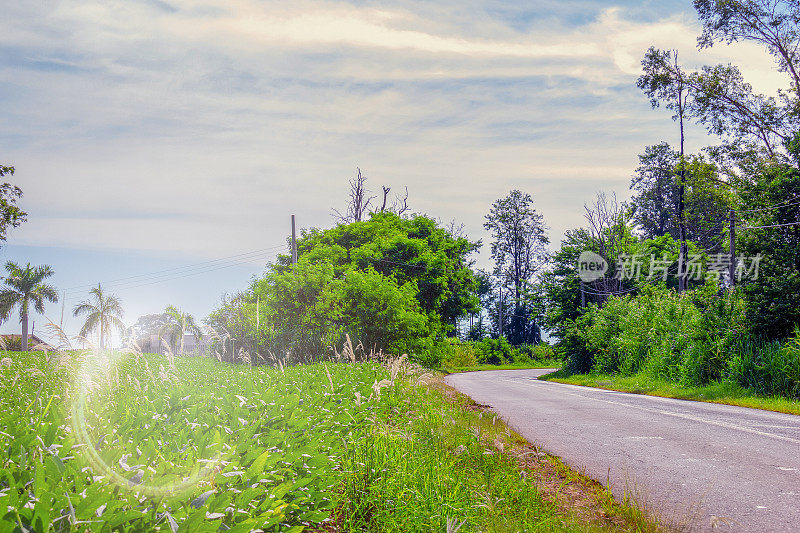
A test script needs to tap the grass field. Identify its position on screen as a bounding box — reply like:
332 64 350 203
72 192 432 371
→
1 350 660 532
542 370 800 416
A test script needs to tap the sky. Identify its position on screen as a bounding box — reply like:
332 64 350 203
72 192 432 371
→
0 0 786 343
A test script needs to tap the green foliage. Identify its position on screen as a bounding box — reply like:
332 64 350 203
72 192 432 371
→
441 339 478 368
735 154 800 339
473 338 514 365
0 164 27 243
468 339 556 366
727 329 800 398
210 213 479 366
562 284 749 386
0 349 392 532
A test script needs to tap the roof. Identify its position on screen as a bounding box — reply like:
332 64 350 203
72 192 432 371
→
0 334 57 351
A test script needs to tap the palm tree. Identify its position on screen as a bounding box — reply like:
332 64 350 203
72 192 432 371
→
160 305 203 356
73 284 125 349
0 262 58 351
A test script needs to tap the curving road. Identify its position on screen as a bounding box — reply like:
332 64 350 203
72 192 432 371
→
445 369 800 532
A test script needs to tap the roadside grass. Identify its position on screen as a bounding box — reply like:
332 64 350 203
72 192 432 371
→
444 359 562 373
3 348 664 532
330 373 667 532
542 370 800 416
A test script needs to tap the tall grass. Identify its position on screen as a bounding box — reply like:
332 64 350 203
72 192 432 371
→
561 284 800 399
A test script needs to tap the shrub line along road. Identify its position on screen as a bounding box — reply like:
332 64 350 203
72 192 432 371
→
445 369 800 532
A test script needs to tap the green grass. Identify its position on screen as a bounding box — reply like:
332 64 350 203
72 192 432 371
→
444 359 562 373
0 349 387 532
334 374 663 532
542 370 800 416
0 349 660 532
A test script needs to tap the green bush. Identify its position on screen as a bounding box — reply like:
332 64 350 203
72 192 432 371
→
513 343 556 362
441 339 478 368
473 338 515 365
726 329 800 398
561 283 750 386
2 337 22 351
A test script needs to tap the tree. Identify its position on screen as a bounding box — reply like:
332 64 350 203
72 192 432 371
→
638 48 693 292
631 144 733 252
641 1 800 162
160 305 203 356
0 165 27 243
0 262 58 351
735 146 800 338
73 284 125 349
333 168 374 223
483 190 549 344
631 143 680 239
125 312 171 350
332 168 410 223
212 212 479 364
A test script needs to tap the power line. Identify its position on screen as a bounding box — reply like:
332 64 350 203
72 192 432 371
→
65 245 289 297
737 221 800 230
64 244 288 292
735 198 800 214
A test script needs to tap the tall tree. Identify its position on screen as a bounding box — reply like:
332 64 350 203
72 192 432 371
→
735 151 800 338
638 48 692 292
0 165 27 244
73 284 125 349
676 0 800 161
630 143 680 239
483 190 549 344
0 262 58 350
160 305 203 356
631 145 732 252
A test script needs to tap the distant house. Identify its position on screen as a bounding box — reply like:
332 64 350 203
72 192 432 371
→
0 334 57 352
140 333 211 356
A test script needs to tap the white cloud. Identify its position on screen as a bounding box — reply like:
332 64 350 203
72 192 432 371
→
0 0 785 265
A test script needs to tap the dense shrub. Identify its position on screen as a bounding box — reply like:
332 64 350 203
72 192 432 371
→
562 283 749 386
473 338 515 365
441 339 478 368
726 330 800 398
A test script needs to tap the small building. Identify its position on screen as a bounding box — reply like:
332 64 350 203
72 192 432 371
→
140 334 211 356
0 334 57 352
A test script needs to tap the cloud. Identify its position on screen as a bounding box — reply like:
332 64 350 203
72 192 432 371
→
0 0 784 263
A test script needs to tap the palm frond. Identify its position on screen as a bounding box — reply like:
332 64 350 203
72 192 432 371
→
73 302 97 317
0 288 21 322
79 312 100 339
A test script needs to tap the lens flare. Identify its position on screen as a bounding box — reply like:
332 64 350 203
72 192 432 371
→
69 348 223 498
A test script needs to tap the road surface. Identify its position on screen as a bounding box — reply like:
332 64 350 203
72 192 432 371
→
445 369 800 532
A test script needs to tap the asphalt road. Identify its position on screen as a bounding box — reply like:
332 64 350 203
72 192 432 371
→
445 369 800 532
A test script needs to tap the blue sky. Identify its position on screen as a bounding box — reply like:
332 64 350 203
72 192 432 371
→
0 0 784 343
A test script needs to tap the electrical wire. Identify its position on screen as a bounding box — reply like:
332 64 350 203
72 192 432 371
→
735 198 800 214
65 244 289 297
736 221 800 230
64 244 289 292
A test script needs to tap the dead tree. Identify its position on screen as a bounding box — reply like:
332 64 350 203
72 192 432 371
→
332 169 411 223
380 186 391 212
332 168 376 223
584 192 628 301
393 187 409 216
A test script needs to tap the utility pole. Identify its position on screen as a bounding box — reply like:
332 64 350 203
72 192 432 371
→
499 285 503 338
580 280 586 308
60 290 66 330
729 209 736 288
291 214 298 265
